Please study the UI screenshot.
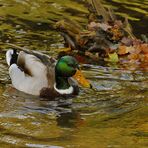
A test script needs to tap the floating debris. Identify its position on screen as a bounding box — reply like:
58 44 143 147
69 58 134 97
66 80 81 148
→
55 0 148 66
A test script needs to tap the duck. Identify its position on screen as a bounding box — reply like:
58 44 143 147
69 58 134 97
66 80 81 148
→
6 48 80 99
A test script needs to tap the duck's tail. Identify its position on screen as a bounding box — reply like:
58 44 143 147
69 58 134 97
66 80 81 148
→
6 49 18 66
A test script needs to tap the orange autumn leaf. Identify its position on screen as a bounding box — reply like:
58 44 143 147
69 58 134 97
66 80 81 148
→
118 45 129 55
128 53 139 60
139 44 148 54
141 54 148 62
73 69 91 88
108 26 123 41
144 54 148 62
118 45 139 55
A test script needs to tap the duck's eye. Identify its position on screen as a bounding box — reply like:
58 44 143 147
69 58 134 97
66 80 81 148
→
68 63 79 69
67 63 74 67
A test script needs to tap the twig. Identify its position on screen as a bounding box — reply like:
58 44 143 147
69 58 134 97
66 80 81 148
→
6 43 30 52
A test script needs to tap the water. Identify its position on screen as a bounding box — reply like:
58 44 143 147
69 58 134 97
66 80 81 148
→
0 0 148 147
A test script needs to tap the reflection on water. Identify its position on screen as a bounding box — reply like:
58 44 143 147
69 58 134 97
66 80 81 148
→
0 0 148 147
0 58 147 147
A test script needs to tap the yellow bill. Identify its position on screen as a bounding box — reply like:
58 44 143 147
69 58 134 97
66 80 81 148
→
73 69 91 88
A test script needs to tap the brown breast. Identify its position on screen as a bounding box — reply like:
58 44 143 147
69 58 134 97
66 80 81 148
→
39 85 79 100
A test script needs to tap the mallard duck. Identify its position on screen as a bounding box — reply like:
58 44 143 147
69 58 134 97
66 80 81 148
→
6 48 80 98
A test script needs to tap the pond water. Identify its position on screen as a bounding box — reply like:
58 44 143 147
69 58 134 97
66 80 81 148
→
0 0 148 147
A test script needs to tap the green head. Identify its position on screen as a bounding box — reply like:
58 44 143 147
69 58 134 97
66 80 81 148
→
55 56 79 77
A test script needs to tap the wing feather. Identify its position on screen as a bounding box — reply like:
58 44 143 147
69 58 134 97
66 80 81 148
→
7 43 56 88
17 51 47 77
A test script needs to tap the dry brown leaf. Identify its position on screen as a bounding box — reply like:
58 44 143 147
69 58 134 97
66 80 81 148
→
88 22 111 31
128 46 141 54
121 37 133 46
99 23 111 31
88 22 98 31
132 39 143 46
85 51 99 61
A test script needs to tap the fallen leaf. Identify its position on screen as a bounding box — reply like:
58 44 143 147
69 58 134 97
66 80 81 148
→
88 22 98 31
99 23 111 31
107 52 119 63
140 54 148 62
114 20 123 27
144 54 148 61
108 26 123 41
132 39 143 46
128 46 141 54
85 51 99 61
139 44 148 54
121 37 133 46
118 45 129 55
128 53 139 60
